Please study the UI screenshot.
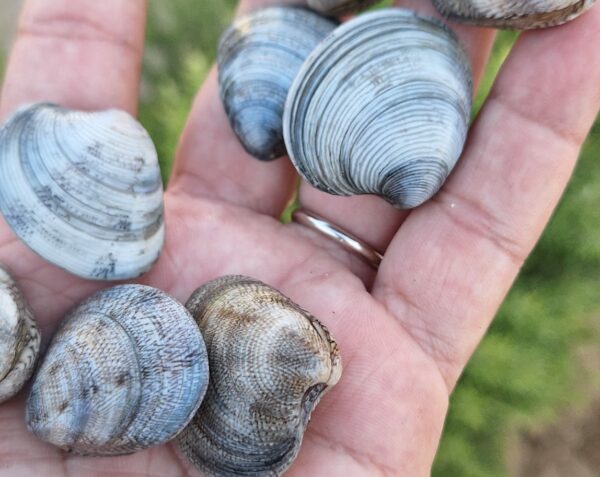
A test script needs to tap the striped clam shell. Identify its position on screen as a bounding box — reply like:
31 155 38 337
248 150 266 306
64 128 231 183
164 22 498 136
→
283 9 472 209
0 103 165 281
432 0 596 28
0 265 40 403
26 285 209 455
306 0 380 16
177 276 342 477
217 7 337 160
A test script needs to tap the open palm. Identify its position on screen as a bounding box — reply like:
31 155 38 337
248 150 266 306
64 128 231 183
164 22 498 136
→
0 0 599 476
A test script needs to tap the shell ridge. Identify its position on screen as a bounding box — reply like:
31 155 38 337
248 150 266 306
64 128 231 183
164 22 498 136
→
90 307 145 451
111 287 208 451
49 106 161 192
60 311 143 452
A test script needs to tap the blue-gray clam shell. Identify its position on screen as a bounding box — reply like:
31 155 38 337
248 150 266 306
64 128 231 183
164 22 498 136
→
283 9 473 209
217 7 337 160
0 103 165 281
0 265 40 403
26 285 209 456
432 0 596 28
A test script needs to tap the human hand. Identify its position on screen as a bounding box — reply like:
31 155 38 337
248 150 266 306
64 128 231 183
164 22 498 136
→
0 0 598 476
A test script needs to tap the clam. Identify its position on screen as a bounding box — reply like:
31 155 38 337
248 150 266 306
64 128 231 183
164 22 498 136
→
0 103 165 281
26 284 209 455
431 0 596 28
283 9 472 209
177 276 342 477
306 0 379 16
218 7 337 160
0 265 40 403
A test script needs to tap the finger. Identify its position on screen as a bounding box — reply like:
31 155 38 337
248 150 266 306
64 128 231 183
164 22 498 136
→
0 0 147 120
0 0 148 327
373 6 600 390
167 0 302 217
297 1 496 253
168 68 298 217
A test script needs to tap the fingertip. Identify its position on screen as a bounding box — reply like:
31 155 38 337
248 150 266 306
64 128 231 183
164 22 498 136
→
0 0 148 121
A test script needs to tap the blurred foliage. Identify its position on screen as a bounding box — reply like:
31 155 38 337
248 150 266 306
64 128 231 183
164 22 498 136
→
473 32 518 111
140 51 210 181
140 0 237 181
1 3 599 476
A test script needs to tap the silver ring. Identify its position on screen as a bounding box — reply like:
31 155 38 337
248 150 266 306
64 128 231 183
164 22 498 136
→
292 208 383 269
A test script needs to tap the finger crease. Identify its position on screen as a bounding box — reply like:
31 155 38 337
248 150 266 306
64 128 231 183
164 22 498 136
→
487 90 586 147
307 429 399 477
17 15 140 56
432 188 529 266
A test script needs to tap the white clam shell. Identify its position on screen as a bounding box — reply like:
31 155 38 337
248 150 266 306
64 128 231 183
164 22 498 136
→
218 7 337 160
0 265 40 403
0 103 165 280
26 284 209 455
283 9 473 209
432 0 597 28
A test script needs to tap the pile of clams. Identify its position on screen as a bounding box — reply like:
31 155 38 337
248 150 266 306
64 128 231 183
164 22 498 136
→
216 2 597 210
14 276 339 476
1 1 598 476
218 6 337 160
219 7 472 209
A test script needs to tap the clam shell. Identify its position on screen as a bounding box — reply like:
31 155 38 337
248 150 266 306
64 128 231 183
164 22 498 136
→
306 0 380 16
0 265 40 403
431 0 596 28
26 284 209 455
0 103 165 281
283 9 472 209
177 276 342 477
218 7 337 160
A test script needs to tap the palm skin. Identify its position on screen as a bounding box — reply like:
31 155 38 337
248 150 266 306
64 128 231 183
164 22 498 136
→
1 194 437 477
0 162 446 477
0 1 599 476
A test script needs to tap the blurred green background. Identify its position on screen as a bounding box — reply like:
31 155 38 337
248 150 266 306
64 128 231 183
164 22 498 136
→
1 2 599 475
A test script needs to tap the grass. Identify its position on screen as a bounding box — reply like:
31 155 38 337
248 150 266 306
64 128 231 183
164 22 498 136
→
1 3 599 475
